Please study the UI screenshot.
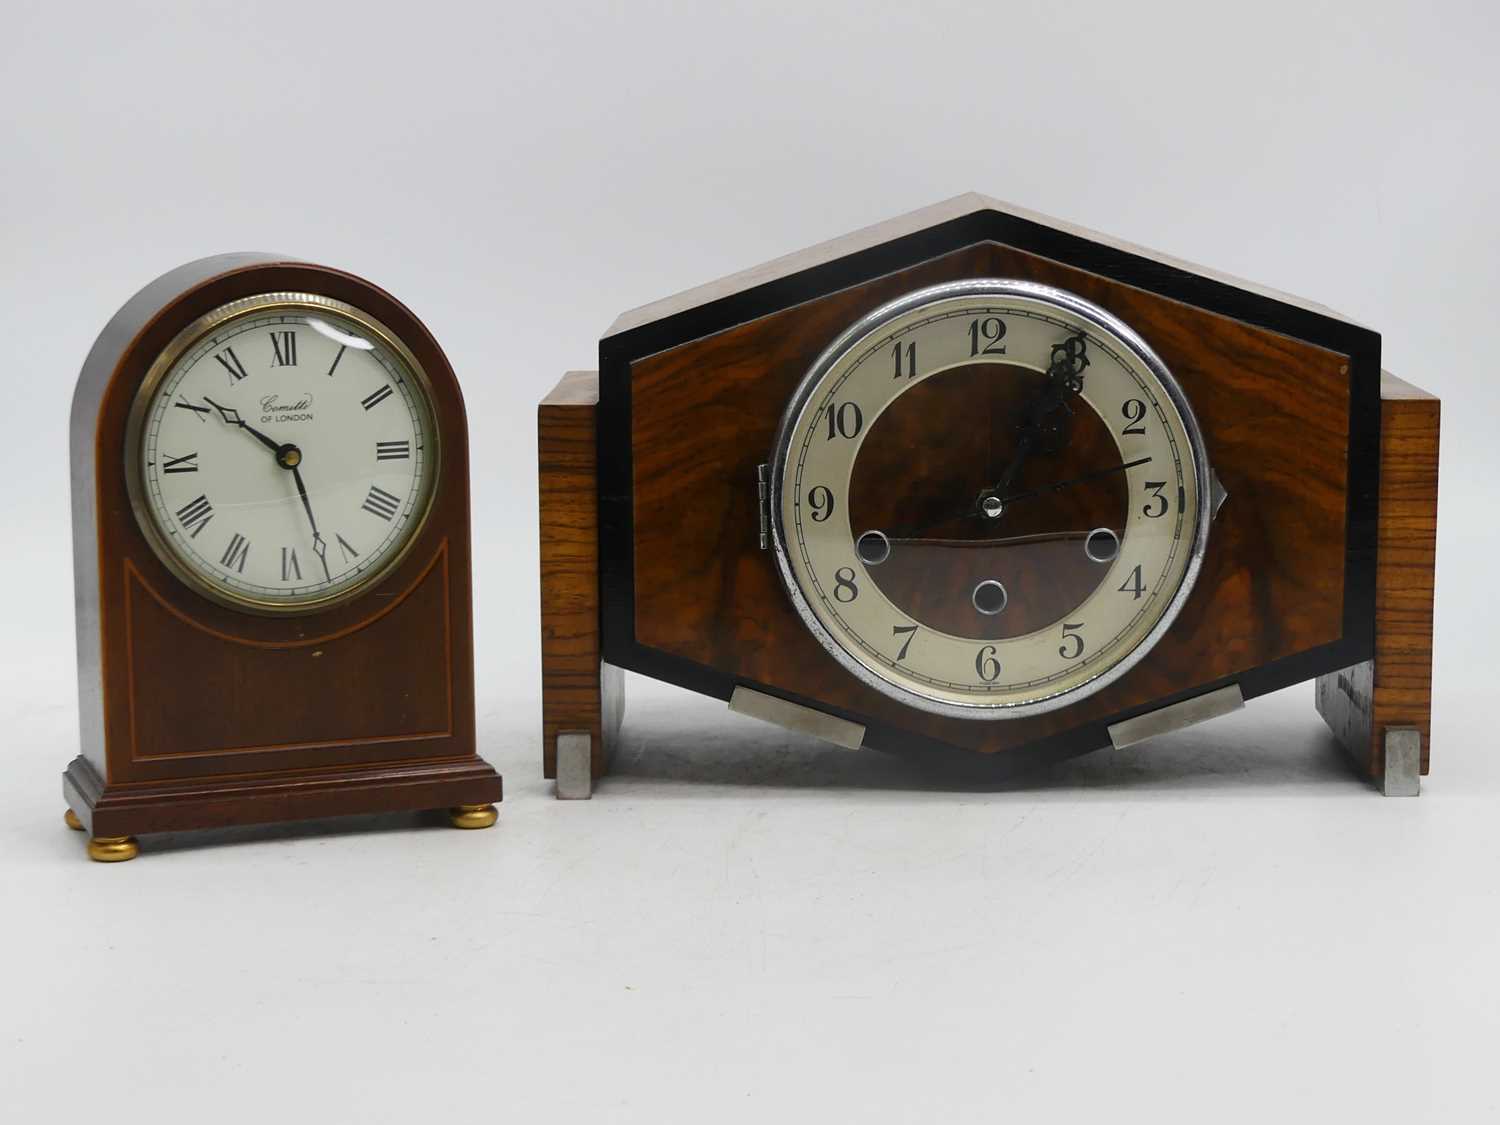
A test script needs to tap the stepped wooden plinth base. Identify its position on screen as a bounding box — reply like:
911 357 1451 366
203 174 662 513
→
62 755 503 859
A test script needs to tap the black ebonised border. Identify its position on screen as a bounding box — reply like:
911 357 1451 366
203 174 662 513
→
597 205 1381 761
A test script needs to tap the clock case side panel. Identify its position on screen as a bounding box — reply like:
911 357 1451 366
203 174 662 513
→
1316 371 1439 781
597 206 1381 760
539 371 624 782
66 256 497 835
70 253 283 781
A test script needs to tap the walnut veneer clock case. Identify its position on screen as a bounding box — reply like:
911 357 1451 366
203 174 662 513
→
66 254 502 860
538 196 1439 796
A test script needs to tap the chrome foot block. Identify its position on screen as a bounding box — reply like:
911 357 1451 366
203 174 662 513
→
1383 727 1421 797
556 731 592 800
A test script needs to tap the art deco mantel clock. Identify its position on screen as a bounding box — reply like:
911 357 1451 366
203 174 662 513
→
539 195 1439 798
66 254 502 860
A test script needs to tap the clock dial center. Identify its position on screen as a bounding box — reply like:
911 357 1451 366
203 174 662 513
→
771 279 1210 718
847 361 1128 642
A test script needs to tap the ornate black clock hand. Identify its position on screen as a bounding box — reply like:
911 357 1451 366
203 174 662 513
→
311 531 331 582
882 459 1152 546
201 395 284 456
981 333 1091 507
880 500 989 544
201 396 328 580
289 463 333 582
881 458 1151 544
994 456 1152 507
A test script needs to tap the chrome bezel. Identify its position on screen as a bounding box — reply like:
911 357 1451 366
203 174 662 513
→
767 278 1213 720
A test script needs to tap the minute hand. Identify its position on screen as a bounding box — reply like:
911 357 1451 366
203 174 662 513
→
995 456 1153 507
882 456 1152 542
289 463 333 582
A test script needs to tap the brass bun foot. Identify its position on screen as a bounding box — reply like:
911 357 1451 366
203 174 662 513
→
87 835 139 862
64 808 84 832
448 803 498 830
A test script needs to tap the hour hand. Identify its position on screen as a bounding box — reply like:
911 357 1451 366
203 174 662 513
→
981 332 1090 503
201 394 241 426
201 395 282 455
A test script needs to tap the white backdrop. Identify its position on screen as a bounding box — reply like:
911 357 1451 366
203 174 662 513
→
3 2 1497 1121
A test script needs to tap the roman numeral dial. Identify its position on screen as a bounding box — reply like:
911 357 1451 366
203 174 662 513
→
214 346 249 383
175 494 214 538
361 485 401 521
269 329 297 367
134 297 438 611
220 533 251 572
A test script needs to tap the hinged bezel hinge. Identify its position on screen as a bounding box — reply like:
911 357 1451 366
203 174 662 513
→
756 462 770 549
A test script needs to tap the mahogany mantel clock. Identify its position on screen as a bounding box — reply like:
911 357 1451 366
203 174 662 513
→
539 195 1439 797
66 254 502 860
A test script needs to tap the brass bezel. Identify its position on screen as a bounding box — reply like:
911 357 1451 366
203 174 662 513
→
124 292 442 617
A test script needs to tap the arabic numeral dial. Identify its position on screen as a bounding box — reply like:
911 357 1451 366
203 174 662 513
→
776 281 1209 718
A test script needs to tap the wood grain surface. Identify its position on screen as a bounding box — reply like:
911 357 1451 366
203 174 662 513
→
626 241 1355 754
847 361 1129 641
1316 371 1439 778
539 371 622 779
67 257 501 836
607 193 1360 338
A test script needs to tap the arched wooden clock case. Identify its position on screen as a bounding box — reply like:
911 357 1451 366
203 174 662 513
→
66 254 502 859
538 196 1439 797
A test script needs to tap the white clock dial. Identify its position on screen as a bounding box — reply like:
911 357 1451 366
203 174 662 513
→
769 279 1211 718
129 294 439 613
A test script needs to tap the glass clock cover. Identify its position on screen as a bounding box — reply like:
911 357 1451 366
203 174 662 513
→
128 293 439 613
769 279 1211 718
